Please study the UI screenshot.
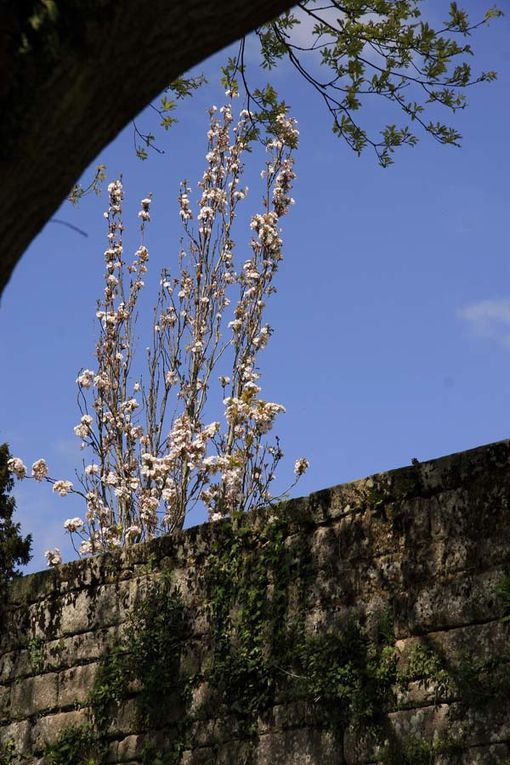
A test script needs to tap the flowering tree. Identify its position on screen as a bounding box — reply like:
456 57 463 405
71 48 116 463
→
8 101 308 565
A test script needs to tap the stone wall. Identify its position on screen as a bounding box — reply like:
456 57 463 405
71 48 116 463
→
2 440 510 764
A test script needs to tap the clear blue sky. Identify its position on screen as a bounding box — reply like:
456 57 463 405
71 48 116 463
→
2 2 509 571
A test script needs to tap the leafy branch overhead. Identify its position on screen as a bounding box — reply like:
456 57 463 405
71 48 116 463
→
145 1 502 167
134 75 207 160
250 1 501 165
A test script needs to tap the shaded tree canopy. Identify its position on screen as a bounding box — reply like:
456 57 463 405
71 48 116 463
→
0 0 501 296
0 444 32 593
0 0 297 296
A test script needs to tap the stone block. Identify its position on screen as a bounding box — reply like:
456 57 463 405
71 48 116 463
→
0 651 16 683
322 483 365 522
343 724 382 765
395 620 510 677
60 583 126 636
388 703 451 740
45 626 119 670
25 599 62 641
453 743 510 764
0 685 10 722
345 705 454 764
58 662 98 708
59 589 96 635
107 698 140 736
447 699 510 747
97 583 130 627
189 718 219 748
395 678 451 710
116 580 140 622
0 719 32 752
179 642 202 677
31 709 87 752
255 728 341 765
258 702 317 733
10 672 58 717
216 740 256 764
309 526 341 570
113 733 146 762
394 569 505 638
189 681 222 719
9 569 57 606
181 747 217 765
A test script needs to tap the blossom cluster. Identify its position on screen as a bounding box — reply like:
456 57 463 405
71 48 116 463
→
8 99 308 566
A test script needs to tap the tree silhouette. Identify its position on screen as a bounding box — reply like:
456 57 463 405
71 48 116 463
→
0 443 31 593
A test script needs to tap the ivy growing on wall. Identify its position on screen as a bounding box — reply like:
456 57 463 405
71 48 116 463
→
42 509 402 764
6 507 510 763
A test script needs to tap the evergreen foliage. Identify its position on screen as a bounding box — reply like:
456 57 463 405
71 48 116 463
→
0 443 31 593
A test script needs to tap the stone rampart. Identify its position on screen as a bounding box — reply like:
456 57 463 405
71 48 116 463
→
2 440 510 764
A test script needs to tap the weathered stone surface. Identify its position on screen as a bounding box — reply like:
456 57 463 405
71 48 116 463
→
0 719 32 751
181 747 218 765
58 662 98 708
45 627 120 671
258 702 319 733
388 703 451 739
396 620 510 672
59 585 122 635
10 672 59 718
0 685 10 723
31 709 87 752
189 718 220 748
453 743 510 764
2 440 510 763
107 698 140 736
256 728 341 764
394 677 449 709
112 734 147 762
394 568 504 637
55 589 94 636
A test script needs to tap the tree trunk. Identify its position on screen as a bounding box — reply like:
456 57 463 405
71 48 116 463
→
0 0 294 295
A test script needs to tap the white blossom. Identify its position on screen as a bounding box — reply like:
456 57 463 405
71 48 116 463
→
45 548 62 567
52 480 73 497
29 102 299 559
64 517 84 533
103 471 119 486
7 457 26 479
294 458 310 476
76 369 95 388
79 540 93 556
73 414 93 439
31 459 48 481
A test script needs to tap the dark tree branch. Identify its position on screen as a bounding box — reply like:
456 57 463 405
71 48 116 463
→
0 0 296 296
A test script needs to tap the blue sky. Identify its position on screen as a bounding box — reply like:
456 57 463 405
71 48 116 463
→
1 2 509 571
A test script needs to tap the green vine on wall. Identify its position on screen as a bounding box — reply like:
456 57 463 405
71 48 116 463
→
39 510 402 764
44 725 104 765
201 511 399 751
20 514 510 765
41 572 188 765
